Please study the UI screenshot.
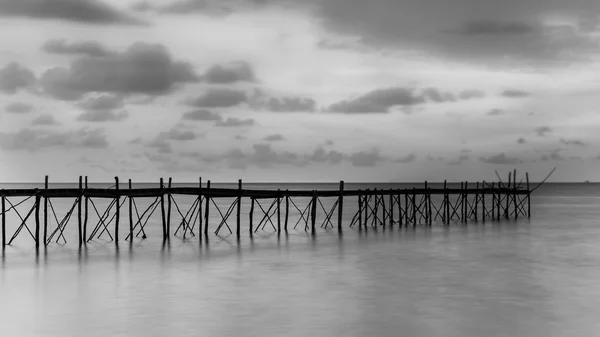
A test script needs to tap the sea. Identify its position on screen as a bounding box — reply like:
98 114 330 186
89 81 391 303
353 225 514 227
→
1 182 600 337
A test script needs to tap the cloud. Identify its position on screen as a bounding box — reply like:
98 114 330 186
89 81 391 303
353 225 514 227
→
535 126 552 137
182 109 222 121
0 62 36 94
165 128 197 141
421 88 456 103
0 127 108 151
146 138 172 153
200 61 256 84
145 127 199 154
541 149 566 161
188 88 247 108
308 146 345 164
0 0 145 25
132 0 247 16
78 94 124 111
215 117 255 127
517 137 526 144
264 134 285 142
454 21 535 36
560 138 586 146
447 154 469 165
326 87 424 113
32 114 58 126
501 89 531 98
348 149 383 167
252 96 317 112
77 110 128 122
393 153 417 163
42 39 114 57
40 42 198 100
480 152 522 164
5 102 34 113
487 108 504 116
458 90 486 100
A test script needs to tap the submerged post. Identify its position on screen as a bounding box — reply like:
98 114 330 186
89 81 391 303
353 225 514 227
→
160 178 166 240
389 189 394 228
115 176 120 242
338 181 344 232
358 191 363 229
249 197 254 235
1 192 5 248
167 177 172 238
204 180 210 237
35 192 40 249
277 189 281 233
482 181 486 222
44 175 48 246
198 177 203 239
491 182 496 220
311 190 317 235
526 172 531 218
513 169 518 220
237 179 242 238
128 179 133 242
78 176 83 245
397 189 402 227
474 181 479 222
284 191 289 232
412 187 417 227
444 180 449 225
505 172 511 219
83 176 88 243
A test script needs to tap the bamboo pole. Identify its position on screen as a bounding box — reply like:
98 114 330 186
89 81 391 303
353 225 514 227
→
44 175 48 246
78 176 82 245
128 179 133 242
338 181 344 232
237 179 242 238
115 176 120 242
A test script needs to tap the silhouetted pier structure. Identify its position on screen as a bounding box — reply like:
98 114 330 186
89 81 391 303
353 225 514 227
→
1 171 532 249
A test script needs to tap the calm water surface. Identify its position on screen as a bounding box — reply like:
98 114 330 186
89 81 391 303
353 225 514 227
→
1 183 600 336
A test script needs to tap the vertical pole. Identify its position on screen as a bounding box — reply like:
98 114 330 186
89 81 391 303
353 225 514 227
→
404 189 409 225
284 191 289 232
496 181 501 221
237 179 242 238
412 187 417 227
78 176 82 245
35 193 40 250
381 192 386 228
505 172 511 219
428 187 432 226
358 191 363 229
83 176 88 243
166 177 172 238
128 179 133 242
443 180 449 225
474 181 479 222
160 178 166 240
115 176 120 242
198 177 203 240
1 193 5 248
526 172 531 218
482 181 486 222
513 169 518 220
338 181 344 232
460 182 464 222
311 190 317 235
204 180 210 237
491 182 495 220
397 190 402 227
464 181 468 222
424 181 429 225
277 189 281 233
389 189 394 227
44 175 48 246
249 197 254 235
364 191 369 230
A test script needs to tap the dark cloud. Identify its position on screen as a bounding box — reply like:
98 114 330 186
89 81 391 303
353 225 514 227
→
517 137 526 144
308 146 345 164
0 0 145 25
77 110 128 122
480 152 522 165
421 88 456 103
42 39 114 57
348 149 383 167
215 117 255 127
0 127 108 151
560 138 586 146
326 87 424 113
188 88 247 108
264 134 285 142
487 108 504 116
501 89 531 98
5 102 34 113
78 94 124 111
447 154 469 165
454 21 535 36
200 61 256 84
181 109 222 121
32 114 58 126
393 153 417 163
40 42 198 100
0 62 36 94
541 149 566 161
535 126 552 137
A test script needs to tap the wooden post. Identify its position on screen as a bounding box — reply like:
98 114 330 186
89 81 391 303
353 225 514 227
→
491 182 495 220
380 192 386 228
204 180 210 237
128 179 133 242
115 176 120 242
198 177 203 239
405 189 409 225
44 175 48 246
428 188 432 226
397 190 402 227
424 181 430 225
513 169 518 220
237 179 242 238
277 189 281 233
389 189 394 227
83 176 88 243
35 193 40 249
358 191 363 229
460 182 464 222
1 193 5 248
160 178 166 240
364 190 369 230
526 172 531 218
284 191 289 232
464 181 468 222
412 188 417 227
311 190 317 235
474 181 479 222
338 181 344 232
482 181 486 222
505 172 511 219
78 176 82 245
249 197 254 235
444 180 449 225
496 181 501 221
167 177 172 238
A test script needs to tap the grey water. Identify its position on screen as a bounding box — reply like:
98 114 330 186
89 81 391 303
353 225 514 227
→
1 182 600 336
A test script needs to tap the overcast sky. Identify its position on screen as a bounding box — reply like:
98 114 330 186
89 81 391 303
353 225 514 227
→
0 0 599 182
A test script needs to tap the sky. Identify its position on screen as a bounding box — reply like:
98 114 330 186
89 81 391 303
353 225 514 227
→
0 0 599 183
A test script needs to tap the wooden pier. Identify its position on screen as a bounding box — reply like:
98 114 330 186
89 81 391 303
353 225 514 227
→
0 172 532 249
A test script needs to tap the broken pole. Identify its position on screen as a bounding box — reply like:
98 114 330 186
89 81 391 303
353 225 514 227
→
338 181 344 232
237 179 242 238
115 176 120 242
78 176 82 245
